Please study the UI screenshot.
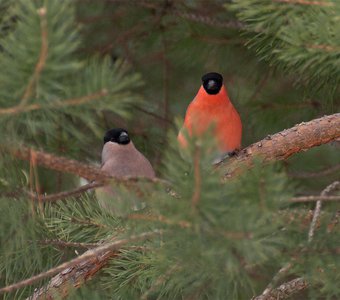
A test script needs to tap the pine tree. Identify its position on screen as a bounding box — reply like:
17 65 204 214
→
0 0 339 299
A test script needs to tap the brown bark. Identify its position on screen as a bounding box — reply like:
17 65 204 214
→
8 147 107 181
252 277 308 300
216 113 340 180
0 231 160 297
5 114 340 184
27 250 116 300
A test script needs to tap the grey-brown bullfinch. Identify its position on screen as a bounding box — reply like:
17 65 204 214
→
96 128 155 216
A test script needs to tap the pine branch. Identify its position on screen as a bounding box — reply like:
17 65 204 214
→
0 230 161 295
217 113 340 180
20 7 48 106
3 114 339 188
257 181 339 299
252 277 308 300
308 181 340 242
26 252 115 300
0 89 108 115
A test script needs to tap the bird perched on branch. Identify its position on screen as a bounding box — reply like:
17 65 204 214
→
178 72 242 161
96 128 155 216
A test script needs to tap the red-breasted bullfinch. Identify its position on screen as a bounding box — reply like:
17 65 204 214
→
178 72 242 158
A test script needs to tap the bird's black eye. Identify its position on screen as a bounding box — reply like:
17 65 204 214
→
202 72 223 95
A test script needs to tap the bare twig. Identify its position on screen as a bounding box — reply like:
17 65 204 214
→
306 44 340 52
274 0 334 6
172 9 245 30
217 113 340 180
0 230 161 294
290 195 340 203
308 181 340 242
27 182 102 202
38 239 98 249
70 217 108 229
20 7 48 106
253 277 308 300
5 145 169 186
128 214 251 240
0 89 108 116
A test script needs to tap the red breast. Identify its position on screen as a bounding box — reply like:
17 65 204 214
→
178 73 242 153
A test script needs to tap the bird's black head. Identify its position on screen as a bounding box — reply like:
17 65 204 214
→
202 72 223 95
104 128 130 145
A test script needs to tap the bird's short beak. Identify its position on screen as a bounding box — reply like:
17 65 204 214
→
118 132 130 144
207 79 218 91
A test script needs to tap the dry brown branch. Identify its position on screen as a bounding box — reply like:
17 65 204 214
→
0 230 161 295
217 113 340 180
274 0 334 6
9 146 106 181
253 277 308 300
5 145 168 187
308 181 340 242
27 182 102 202
290 195 340 203
172 9 245 30
307 44 340 52
129 214 251 240
38 239 98 249
20 7 48 106
0 89 108 116
70 217 108 229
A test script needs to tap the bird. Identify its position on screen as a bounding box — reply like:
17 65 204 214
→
178 72 242 160
96 128 155 216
